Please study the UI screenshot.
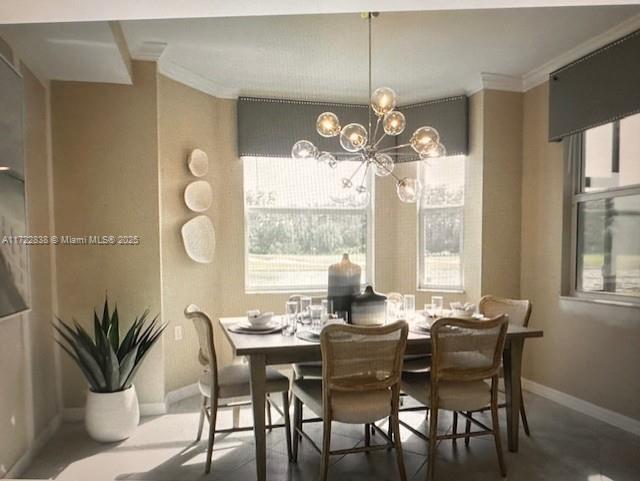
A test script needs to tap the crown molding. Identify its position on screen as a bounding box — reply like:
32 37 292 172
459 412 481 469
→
130 41 167 61
158 58 236 98
467 72 524 95
522 13 640 91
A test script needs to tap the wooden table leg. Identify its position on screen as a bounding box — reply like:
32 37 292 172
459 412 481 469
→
250 354 267 481
503 338 524 453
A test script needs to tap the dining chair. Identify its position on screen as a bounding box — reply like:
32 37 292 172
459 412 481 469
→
460 296 532 444
184 305 292 474
291 321 409 481
402 315 509 481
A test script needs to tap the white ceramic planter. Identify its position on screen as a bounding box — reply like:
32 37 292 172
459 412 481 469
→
85 385 140 442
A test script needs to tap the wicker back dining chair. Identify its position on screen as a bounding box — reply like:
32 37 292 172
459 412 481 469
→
292 321 409 481
185 305 292 474
402 315 509 481
459 296 533 443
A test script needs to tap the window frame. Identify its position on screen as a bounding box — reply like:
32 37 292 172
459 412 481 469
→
564 122 640 305
416 157 466 293
242 157 375 294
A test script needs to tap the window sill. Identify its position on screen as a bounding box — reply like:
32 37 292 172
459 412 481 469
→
416 288 465 294
559 295 640 309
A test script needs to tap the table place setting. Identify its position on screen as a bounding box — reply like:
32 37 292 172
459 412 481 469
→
228 311 284 335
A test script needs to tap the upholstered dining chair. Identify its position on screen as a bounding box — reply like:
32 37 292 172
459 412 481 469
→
184 305 292 474
460 296 533 444
402 315 509 481
291 321 409 481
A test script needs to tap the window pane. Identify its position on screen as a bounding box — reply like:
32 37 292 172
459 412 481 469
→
419 156 465 290
584 113 640 192
584 123 614 192
620 113 640 187
243 157 371 291
577 195 640 297
421 207 463 289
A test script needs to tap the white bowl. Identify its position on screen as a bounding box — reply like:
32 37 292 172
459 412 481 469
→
248 312 273 327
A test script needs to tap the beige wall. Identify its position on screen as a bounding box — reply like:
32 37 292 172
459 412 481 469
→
0 47 58 475
521 82 640 420
51 61 165 408
482 90 523 298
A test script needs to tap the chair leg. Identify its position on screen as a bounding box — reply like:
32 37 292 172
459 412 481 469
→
266 394 273 431
196 396 207 441
491 385 507 476
319 419 332 481
464 411 472 447
391 413 408 481
292 396 302 462
427 405 439 481
205 398 218 474
520 397 531 436
282 392 293 461
365 423 371 447
452 411 458 445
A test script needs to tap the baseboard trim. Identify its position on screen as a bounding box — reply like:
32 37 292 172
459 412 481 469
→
6 414 61 478
63 402 167 422
522 378 640 437
165 383 199 407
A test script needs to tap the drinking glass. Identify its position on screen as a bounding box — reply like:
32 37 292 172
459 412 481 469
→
321 299 332 322
310 305 324 330
403 294 416 320
335 310 349 324
431 296 444 317
300 296 312 325
283 301 298 336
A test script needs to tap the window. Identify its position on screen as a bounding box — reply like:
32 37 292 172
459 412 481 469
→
243 157 373 292
569 113 640 301
418 156 465 291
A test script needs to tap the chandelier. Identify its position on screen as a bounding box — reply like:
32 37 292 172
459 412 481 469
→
291 12 446 204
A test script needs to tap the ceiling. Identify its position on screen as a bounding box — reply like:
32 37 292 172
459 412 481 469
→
1 6 640 102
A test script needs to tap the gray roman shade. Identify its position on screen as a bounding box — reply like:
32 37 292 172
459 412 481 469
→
549 29 640 142
397 95 469 159
238 94 469 160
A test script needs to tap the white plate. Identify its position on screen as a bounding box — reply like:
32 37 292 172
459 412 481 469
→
238 321 280 331
181 215 215 263
188 149 209 177
184 180 212 212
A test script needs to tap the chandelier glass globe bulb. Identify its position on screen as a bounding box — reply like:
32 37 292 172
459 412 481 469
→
340 123 368 152
355 185 370 206
317 151 336 165
291 140 317 160
371 87 397 117
316 112 341 137
396 177 422 203
374 153 394 177
383 111 406 136
410 126 440 154
420 142 447 159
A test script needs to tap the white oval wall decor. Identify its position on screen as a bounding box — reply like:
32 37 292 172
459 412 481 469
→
181 215 215 264
184 180 212 212
188 149 209 177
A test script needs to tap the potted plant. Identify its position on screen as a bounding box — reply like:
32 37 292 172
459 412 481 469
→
54 298 165 442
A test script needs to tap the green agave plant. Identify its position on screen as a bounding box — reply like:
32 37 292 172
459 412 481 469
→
54 298 166 393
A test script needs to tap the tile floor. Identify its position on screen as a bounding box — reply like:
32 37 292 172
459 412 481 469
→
20 391 640 481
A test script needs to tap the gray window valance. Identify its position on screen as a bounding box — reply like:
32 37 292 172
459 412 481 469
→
549 29 640 142
397 95 469 159
237 94 469 160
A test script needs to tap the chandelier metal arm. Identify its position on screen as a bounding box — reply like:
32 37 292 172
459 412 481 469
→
377 142 412 153
372 117 381 145
347 156 367 182
372 132 388 149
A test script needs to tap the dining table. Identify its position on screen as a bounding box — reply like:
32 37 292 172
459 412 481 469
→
219 316 543 481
